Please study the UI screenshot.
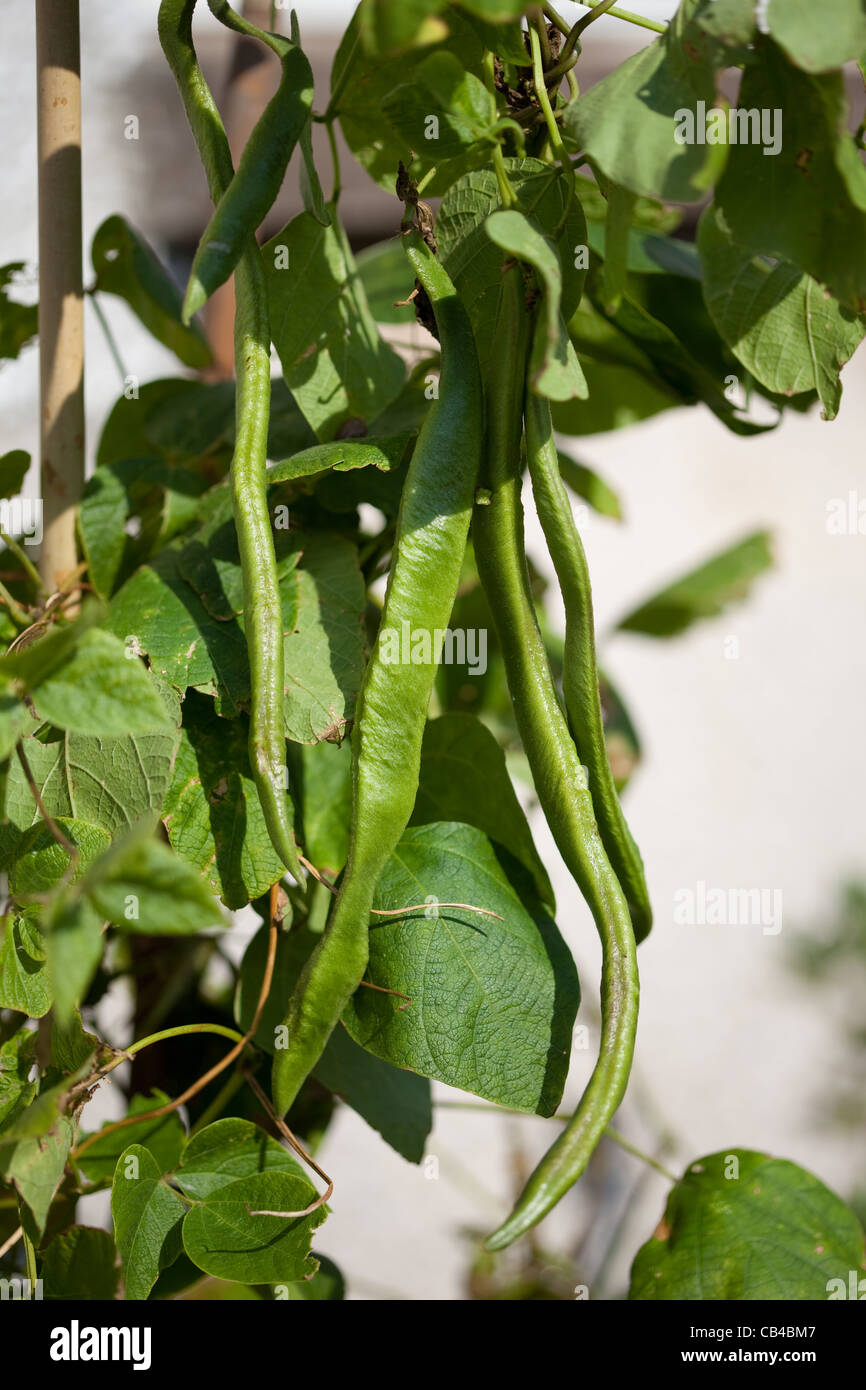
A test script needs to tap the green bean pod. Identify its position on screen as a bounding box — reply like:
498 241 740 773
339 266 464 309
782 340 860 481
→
271 230 484 1115
525 391 652 944
181 0 314 323
160 0 302 882
472 267 639 1250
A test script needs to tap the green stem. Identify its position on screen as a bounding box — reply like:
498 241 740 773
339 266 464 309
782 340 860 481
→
528 26 574 215
88 289 128 384
492 144 517 208
127 1022 245 1055
0 528 46 594
326 118 341 203
189 1069 246 1134
605 1125 677 1182
435 1102 676 1182
544 0 665 37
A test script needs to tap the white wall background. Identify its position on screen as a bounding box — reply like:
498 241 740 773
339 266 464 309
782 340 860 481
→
2 2 864 1300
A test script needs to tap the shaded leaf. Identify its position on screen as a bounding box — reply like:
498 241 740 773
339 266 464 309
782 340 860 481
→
111 1143 187 1301
181 1171 325 1284
617 531 774 638
42 1226 119 1300
315 1023 432 1163
174 1118 306 1201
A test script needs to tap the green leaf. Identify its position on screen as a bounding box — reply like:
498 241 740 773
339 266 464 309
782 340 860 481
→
343 822 579 1115
0 689 28 762
162 695 284 910
355 240 418 323
181 1171 325 1284
0 264 37 362
83 832 224 936
0 449 29 500
96 378 236 470
174 1118 306 1201
281 1252 345 1300
597 182 637 314
552 359 680 437
45 895 107 1026
767 0 866 73
111 1143 187 1301
359 0 449 56
617 531 774 638
714 42 866 312
698 204 866 420
283 532 367 745
437 160 587 379
51 1011 103 1074
0 604 104 689
315 1024 432 1164
412 713 554 910
10 818 111 897
485 210 588 402
42 1226 120 1300
79 457 211 599
27 630 173 738
263 210 405 439
76 1091 186 1187
0 1026 38 1129
629 1150 866 1300
91 216 211 369
332 6 484 192
297 739 352 877
0 914 52 1019
557 453 622 519
382 50 497 164
567 35 728 202
1 723 180 843
0 1116 74 1234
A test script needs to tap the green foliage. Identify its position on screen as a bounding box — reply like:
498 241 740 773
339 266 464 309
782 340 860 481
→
3 0 864 1303
630 1151 866 1300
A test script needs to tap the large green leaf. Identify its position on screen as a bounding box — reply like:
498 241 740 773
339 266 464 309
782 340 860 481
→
111 1143 187 1301
617 531 774 638
343 822 579 1115
629 1150 866 1300
381 50 497 166
91 216 211 369
714 42 866 312
181 1171 325 1284
566 34 728 202
263 210 405 439
411 714 554 910
698 205 866 419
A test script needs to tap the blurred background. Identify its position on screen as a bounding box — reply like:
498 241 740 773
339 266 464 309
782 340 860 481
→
2 1 865 1299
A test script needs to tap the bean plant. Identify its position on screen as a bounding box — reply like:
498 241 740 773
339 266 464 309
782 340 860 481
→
1 0 865 1303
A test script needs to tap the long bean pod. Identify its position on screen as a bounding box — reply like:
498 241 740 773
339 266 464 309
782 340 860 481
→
271 229 484 1115
525 391 652 943
472 266 639 1249
181 0 314 323
159 0 302 881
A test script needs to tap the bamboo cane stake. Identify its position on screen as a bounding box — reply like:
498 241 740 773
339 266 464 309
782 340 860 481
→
36 0 84 595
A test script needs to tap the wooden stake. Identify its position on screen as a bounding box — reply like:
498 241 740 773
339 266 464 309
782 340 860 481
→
36 0 84 594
